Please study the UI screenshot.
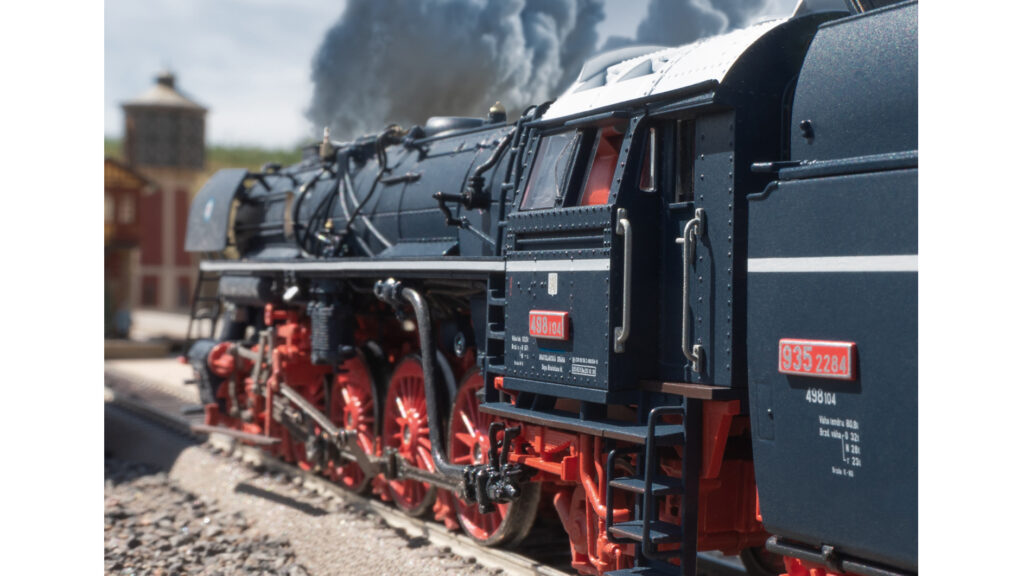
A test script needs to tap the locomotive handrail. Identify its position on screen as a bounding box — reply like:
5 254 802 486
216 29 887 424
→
677 209 705 373
614 208 632 353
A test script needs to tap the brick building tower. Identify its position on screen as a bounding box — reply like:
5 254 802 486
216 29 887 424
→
122 71 207 311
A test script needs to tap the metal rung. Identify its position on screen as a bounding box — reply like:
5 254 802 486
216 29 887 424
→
608 475 682 496
608 520 682 545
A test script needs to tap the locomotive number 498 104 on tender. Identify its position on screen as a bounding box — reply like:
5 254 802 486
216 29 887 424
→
182 1 917 575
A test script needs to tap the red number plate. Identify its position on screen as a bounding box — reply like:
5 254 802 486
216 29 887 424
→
778 339 856 380
529 310 569 340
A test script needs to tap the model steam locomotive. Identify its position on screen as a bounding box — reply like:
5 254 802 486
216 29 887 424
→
183 1 917 575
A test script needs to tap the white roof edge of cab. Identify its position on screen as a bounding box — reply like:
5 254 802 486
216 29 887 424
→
542 18 786 121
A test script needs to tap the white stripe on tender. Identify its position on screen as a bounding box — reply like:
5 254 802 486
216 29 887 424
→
748 255 918 273
506 259 610 273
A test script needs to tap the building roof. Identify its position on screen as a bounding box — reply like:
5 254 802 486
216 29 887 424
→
542 18 786 121
122 71 206 112
104 157 150 190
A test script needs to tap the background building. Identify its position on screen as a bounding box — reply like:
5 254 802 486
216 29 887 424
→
104 158 148 337
121 71 207 312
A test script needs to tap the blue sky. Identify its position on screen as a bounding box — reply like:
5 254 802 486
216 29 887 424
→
105 0 794 148
105 0 343 147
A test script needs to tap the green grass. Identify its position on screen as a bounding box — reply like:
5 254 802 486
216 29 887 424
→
206 144 304 171
105 137 124 161
104 138 306 174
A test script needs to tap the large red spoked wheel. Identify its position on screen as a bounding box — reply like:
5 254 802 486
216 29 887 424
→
449 369 540 546
327 353 377 493
382 356 437 516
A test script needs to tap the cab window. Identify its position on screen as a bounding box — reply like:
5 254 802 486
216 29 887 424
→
520 125 627 210
638 120 694 204
579 127 624 206
520 130 581 211
674 120 694 203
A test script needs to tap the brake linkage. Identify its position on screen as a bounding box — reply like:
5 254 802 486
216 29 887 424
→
463 421 533 514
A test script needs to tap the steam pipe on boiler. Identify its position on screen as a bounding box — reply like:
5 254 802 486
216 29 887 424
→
373 279 466 481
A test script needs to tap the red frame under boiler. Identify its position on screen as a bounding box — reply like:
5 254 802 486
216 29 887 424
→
493 378 767 574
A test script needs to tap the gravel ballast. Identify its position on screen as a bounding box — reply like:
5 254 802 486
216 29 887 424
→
104 448 504 576
167 445 502 576
104 366 512 576
105 458 310 575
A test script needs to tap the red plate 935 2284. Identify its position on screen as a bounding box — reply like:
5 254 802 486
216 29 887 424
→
779 339 856 380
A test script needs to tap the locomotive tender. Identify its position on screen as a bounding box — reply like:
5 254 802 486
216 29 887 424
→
183 1 918 575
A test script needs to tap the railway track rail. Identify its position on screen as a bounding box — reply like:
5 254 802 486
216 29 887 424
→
104 360 748 576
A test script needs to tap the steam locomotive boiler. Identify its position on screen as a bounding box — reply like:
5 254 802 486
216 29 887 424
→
183 1 918 575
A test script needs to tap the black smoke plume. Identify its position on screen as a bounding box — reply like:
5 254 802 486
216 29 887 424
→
308 0 604 139
307 0 785 139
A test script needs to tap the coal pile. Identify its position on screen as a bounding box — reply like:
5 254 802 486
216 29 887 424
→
105 458 311 575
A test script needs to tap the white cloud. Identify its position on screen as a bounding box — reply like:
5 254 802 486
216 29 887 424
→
105 0 344 147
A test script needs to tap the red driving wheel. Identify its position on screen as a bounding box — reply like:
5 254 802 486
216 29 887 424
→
382 356 436 516
327 353 376 493
449 369 540 546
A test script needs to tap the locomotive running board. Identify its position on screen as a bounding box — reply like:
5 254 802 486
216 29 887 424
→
479 401 685 445
190 424 281 446
199 258 506 274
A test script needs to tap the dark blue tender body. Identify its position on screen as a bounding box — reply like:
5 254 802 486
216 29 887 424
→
747 2 918 572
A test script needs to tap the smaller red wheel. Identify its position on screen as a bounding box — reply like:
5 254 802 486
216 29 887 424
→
382 356 436 516
327 354 376 493
449 369 540 546
288 429 316 471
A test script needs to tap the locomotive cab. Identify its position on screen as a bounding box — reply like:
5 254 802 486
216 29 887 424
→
496 11 838 405
500 115 658 404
